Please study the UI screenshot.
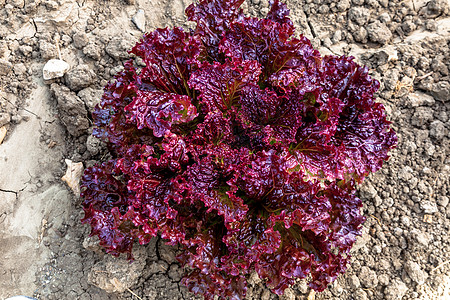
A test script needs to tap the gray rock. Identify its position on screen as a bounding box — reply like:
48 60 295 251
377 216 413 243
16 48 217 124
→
373 47 398 65
322 37 332 48
330 281 343 296
19 45 32 57
426 0 449 18
83 42 102 60
398 166 414 181
379 12 391 23
352 26 368 43
359 266 378 288
411 107 433 127
44 0 58 10
332 30 342 43
367 21 392 45
146 260 169 275
383 68 400 91
384 279 408 300
72 32 89 49
417 56 430 70
402 20 417 34
426 19 438 30
0 41 7 57
437 110 448 122
360 182 378 198
431 81 450 102
348 7 371 25
400 216 411 226
39 41 58 60
354 289 368 300
65 64 96 91
379 0 389 7
0 112 10 127
9 0 23 8
405 261 428 284
132 9 146 32
431 56 448 75
352 227 370 252
50 84 89 137
78 87 103 111
318 4 330 14
420 200 438 214
348 274 361 289
86 135 102 155
406 92 435 108
429 120 448 140
106 36 135 60
110 65 124 76
13 63 27 76
425 142 436 157
336 0 350 11
158 238 179 264
88 245 147 293
378 274 390 286
43 59 70 80
410 229 430 246
167 264 182 282
9 39 20 53
438 196 449 207
82 235 101 252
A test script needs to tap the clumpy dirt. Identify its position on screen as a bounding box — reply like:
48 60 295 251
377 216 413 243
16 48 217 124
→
0 0 449 299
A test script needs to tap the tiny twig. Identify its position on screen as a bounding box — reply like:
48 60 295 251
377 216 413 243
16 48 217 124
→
127 288 143 300
431 260 450 273
416 71 433 81
55 34 62 60
1 95 40 119
370 214 382 227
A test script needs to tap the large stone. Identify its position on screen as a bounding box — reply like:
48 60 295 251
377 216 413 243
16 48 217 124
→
426 0 449 18
405 261 428 284
367 21 392 45
430 120 448 140
0 112 10 127
39 41 58 60
86 135 102 155
406 92 435 108
359 266 378 288
420 200 438 214
348 275 361 289
72 32 89 49
348 7 371 26
65 64 96 91
411 107 433 127
43 59 70 80
132 9 146 32
106 36 135 60
0 59 13 75
78 87 103 111
83 42 102 60
88 245 147 293
384 279 408 300
49 84 89 136
431 81 450 102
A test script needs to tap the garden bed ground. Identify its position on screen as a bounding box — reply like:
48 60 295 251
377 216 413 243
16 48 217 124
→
0 0 449 299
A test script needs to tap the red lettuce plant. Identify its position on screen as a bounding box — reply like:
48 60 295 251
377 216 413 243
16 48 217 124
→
81 0 397 298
